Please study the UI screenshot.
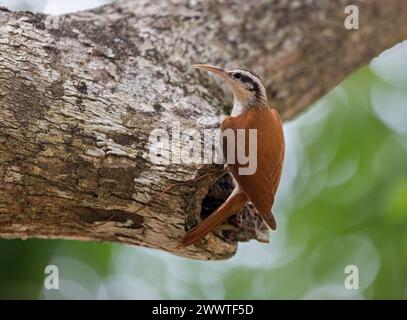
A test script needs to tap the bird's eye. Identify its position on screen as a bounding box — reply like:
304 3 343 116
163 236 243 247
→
233 72 241 79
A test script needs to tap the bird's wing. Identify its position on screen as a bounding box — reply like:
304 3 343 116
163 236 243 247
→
221 107 285 230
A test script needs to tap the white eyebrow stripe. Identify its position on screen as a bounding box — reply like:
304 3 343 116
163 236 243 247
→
233 70 262 86
232 69 266 98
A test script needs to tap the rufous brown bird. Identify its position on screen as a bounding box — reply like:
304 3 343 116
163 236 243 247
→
178 64 285 247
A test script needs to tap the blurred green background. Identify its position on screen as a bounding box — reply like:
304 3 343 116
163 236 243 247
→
0 1 406 299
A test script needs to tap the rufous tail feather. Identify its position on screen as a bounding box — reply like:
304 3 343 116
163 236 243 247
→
260 211 277 231
177 189 248 248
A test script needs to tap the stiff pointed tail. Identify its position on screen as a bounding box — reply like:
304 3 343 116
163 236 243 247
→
178 189 248 248
260 211 277 231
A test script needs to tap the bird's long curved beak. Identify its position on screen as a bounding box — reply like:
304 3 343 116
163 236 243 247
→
192 64 229 80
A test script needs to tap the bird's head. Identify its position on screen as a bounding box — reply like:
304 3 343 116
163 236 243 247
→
193 64 268 108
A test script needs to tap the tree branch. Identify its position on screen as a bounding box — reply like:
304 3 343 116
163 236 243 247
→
0 0 406 260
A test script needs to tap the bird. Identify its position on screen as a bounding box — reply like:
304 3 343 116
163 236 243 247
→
178 64 285 248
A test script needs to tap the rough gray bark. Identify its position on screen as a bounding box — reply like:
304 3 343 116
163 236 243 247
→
0 0 406 260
